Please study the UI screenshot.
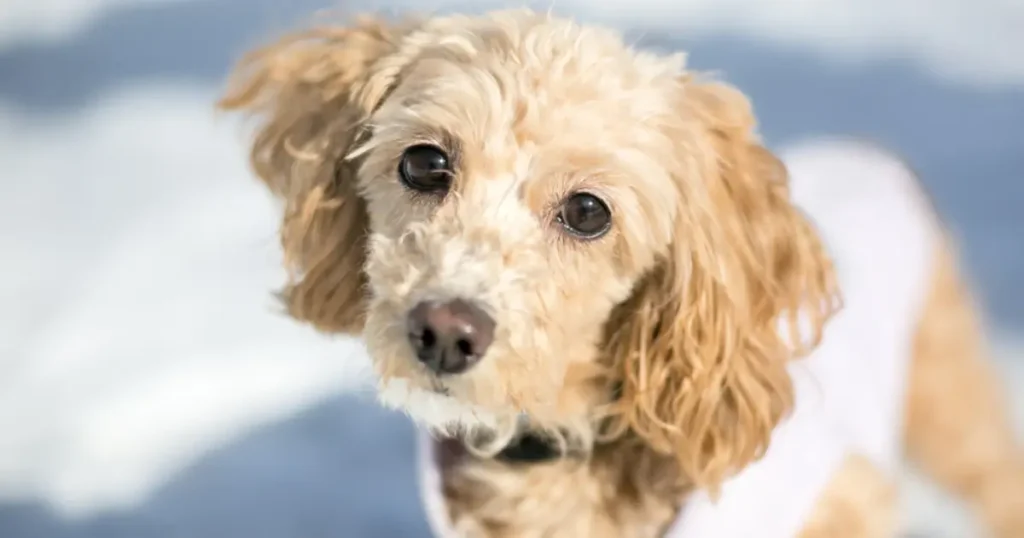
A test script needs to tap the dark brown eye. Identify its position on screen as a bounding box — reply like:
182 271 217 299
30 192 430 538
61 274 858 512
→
557 192 611 239
399 145 452 193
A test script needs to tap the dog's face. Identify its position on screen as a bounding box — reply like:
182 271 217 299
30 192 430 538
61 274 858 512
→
221 10 838 488
355 16 688 443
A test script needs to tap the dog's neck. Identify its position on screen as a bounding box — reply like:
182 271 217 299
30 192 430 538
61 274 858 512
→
431 428 689 537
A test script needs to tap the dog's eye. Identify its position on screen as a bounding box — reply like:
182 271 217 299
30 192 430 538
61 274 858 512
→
399 145 452 193
557 192 611 239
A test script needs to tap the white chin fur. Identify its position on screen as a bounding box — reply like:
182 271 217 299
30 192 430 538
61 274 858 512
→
377 377 502 435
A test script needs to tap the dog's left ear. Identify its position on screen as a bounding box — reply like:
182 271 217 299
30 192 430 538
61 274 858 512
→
603 79 840 492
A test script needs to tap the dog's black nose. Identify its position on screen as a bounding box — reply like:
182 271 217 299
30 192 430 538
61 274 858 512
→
406 299 495 375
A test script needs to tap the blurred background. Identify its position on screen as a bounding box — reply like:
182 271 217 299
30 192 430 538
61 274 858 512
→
0 0 1021 536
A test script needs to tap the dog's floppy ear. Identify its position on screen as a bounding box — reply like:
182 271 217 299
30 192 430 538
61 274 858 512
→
218 17 414 333
604 79 840 492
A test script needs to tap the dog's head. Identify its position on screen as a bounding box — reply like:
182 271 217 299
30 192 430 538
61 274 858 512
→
220 10 839 490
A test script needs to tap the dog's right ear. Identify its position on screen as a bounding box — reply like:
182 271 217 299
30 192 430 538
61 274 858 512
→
602 79 840 493
218 17 414 334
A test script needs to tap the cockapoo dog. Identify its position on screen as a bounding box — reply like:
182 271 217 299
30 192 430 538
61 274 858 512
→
218 9 1023 537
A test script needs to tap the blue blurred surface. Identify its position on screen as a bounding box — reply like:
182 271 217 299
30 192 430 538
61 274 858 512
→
0 395 432 538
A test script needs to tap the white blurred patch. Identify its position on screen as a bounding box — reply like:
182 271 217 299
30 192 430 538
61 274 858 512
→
0 83 375 517
0 0 190 49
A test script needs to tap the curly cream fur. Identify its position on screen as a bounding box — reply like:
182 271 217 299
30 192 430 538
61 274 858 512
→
219 9 1021 537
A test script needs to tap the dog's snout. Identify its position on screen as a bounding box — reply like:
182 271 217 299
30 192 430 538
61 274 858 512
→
407 299 495 375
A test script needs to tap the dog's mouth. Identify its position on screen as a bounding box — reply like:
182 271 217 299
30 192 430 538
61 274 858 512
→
378 371 585 467
376 375 506 435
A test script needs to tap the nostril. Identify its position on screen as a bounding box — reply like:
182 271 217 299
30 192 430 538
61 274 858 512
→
455 338 474 357
421 327 437 348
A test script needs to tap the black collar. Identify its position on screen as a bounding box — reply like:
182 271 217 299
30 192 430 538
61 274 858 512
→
467 384 622 465
433 431 563 469
495 431 562 464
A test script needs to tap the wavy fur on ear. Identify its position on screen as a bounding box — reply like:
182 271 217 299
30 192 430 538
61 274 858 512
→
217 17 412 333
603 79 841 492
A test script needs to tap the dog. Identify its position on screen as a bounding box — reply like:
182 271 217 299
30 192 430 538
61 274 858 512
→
218 9 1023 537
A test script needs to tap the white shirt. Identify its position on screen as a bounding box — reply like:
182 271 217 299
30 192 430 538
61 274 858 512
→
418 138 941 538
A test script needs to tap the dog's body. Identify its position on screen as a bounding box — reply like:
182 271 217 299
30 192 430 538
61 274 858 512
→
220 10 1023 537
413 139 1021 538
